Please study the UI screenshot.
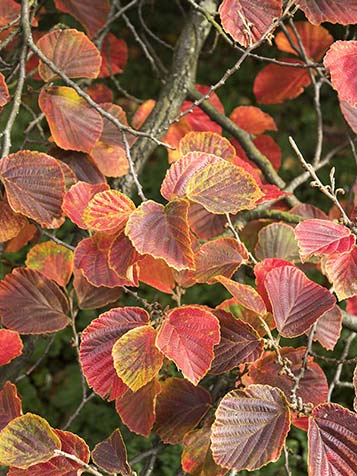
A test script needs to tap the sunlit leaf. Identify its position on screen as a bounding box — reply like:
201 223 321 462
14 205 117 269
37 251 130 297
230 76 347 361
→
324 246 357 300
255 222 300 261
0 151 65 228
91 429 131 476
254 258 292 312
0 330 23 366
216 276 267 316
39 86 103 152
298 0 357 25
308 403 357 476
0 413 61 469
137 255 175 294
79 307 149 400
155 378 211 444
219 0 282 47
125 199 195 271
295 219 355 261
265 265 336 337
313 304 342 351
0 268 70 334
0 72 10 107
156 306 220 385
0 200 27 243
116 379 160 437
0 382 22 432
182 85 224 133
99 33 128 77
37 29 101 82
254 59 311 104
210 310 263 374
73 269 122 310
179 131 235 161
54 0 110 37
230 105 277 135
211 385 290 471
25 242 74 287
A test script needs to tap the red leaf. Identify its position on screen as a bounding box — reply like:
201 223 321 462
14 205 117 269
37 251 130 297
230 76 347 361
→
0 268 70 334
91 429 131 476
108 232 141 284
347 295 357 315
112 326 164 392
73 269 122 310
51 148 106 184
194 238 247 284
253 135 281 170
340 99 357 134
219 0 282 47
264 265 336 337
230 106 277 135
179 131 235 161
254 59 311 104
39 86 103 152
298 0 357 25
62 181 109 229
0 330 23 366
308 403 357 476
79 307 149 400
324 246 357 300
0 199 27 243
254 258 292 312
137 255 175 294
181 85 224 133
116 379 160 437
275 21 333 61
125 199 195 271
54 0 110 37
295 219 355 261
83 190 135 234
0 72 10 107
86 83 113 103
99 33 128 77
8 429 90 476
211 385 290 471
216 276 267 316
155 377 211 444
0 151 65 228
0 382 22 432
255 222 300 261
156 306 220 385
313 304 342 351
324 40 357 106
290 203 329 220
37 29 101 82
25 242 74 287
188 203 226 240
210 310 263 374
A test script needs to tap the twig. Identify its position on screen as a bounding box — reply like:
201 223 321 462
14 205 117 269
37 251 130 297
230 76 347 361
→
16 335 56 382
53 449 104 476
34 225 75 251
327 332 356 401
121 130 147 201
62 392 95 430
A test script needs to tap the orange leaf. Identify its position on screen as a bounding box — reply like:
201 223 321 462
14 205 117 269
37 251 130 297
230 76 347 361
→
0 330 23 366
230 106 277 135
0 72 10 107
216 275 267 315
99 33 128 77
0 199 27 243
179 131 235 161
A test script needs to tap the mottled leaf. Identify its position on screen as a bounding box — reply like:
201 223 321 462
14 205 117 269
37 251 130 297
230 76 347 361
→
91 429 131 476
179 131 235 161
0 330 23 366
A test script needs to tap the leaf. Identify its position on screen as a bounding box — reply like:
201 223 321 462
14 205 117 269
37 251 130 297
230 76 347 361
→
37 29 101 82
39 86 103 152
25 242 74 287
347 296 357 315
0 151 65 228
125 199 195 271
112 326 163 392
99 33 128 77
182 424 226 476
233 135 282 171
86 83 113 103
0 330 23 366
298 0 357 25
254 258 292 312
179 131 235 161
137 255 175 294
354 366 357 412
0 200 27 243
188 203 226 240
265 265 336 337
255 222 300 261
194 238 247 284
340 99 357 134
79 307 149 400
219 0 282 47
54 0 110 37
295 219 355 261
210 310 263 374
155 378 211 444
254 59 311 104
4 223 37 254
290 203 329 220
244 347 328 411
0 268 70 334
324 41 357 106
91 429 131 476
275 21 333 61
0 72 10 107
156 306 220 385
0 382 22 432
8 430 90 476
74 233 137 288
230 106 277 135
308 403 357 476
108 232 141 283
51 148 106 184
0 413 61 469
73 269 122 310
211 385 290 471
82 190 135 234
62 181 109 229
185 158 263 214
216 276 267 315
324 246 357 300
313 305 342 351
115 379 160 437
